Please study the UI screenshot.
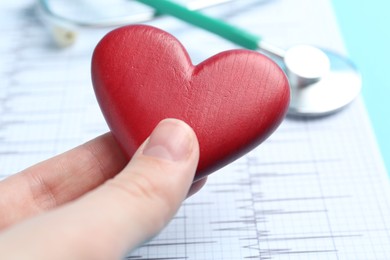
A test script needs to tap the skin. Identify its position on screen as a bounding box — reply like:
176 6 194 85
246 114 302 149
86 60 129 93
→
0 119 205 260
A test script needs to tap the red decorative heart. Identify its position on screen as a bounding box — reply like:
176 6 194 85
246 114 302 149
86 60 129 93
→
91 25 289 180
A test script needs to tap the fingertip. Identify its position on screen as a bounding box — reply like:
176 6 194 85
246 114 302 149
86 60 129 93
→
140 118 199 163
187 177 207 198
117 118 200 205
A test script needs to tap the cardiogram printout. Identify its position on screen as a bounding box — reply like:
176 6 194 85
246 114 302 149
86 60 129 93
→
1 0 390 259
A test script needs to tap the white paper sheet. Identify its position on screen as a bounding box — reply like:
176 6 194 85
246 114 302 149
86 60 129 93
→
1 0 390 259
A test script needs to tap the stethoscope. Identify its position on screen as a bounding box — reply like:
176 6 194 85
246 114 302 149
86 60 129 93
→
37 0 361 117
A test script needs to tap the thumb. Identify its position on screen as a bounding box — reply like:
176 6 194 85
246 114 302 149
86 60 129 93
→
97 118 201 250
0 119 200 260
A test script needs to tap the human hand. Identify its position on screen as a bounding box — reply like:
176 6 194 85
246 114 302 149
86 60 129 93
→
0 119 204 259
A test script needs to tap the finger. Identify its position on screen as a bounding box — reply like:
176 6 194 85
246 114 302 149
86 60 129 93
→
0 119 200 260
187 177 207 197
0 132 127 229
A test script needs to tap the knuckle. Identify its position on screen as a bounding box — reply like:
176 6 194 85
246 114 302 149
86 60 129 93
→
105 163 177 215
80 143 109 181
25 170 57 211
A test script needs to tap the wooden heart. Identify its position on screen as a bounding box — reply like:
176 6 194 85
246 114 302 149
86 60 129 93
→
91 25 290 180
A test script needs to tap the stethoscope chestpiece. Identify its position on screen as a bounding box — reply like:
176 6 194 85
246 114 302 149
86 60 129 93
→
38 0 362 117
282 45 361 117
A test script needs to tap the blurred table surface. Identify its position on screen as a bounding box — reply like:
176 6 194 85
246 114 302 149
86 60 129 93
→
332 0 390 175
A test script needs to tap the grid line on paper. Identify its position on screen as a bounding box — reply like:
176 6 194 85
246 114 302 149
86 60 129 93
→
303 118 340 259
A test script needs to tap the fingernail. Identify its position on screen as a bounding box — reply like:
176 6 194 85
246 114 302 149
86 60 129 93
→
143 119 194 161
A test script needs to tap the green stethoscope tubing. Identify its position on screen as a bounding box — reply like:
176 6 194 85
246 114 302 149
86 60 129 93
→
136 0 362 117
136 0 261 50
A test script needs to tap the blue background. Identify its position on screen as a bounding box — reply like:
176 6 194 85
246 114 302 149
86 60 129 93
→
332 1 389 174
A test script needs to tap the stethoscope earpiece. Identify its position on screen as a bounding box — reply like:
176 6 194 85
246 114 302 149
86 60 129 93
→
38 0 362 116
51 26 78 47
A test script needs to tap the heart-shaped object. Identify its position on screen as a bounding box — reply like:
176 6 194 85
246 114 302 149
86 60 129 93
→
92 25 289 180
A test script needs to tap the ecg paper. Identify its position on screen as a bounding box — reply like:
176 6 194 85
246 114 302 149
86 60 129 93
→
1 0 390 259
